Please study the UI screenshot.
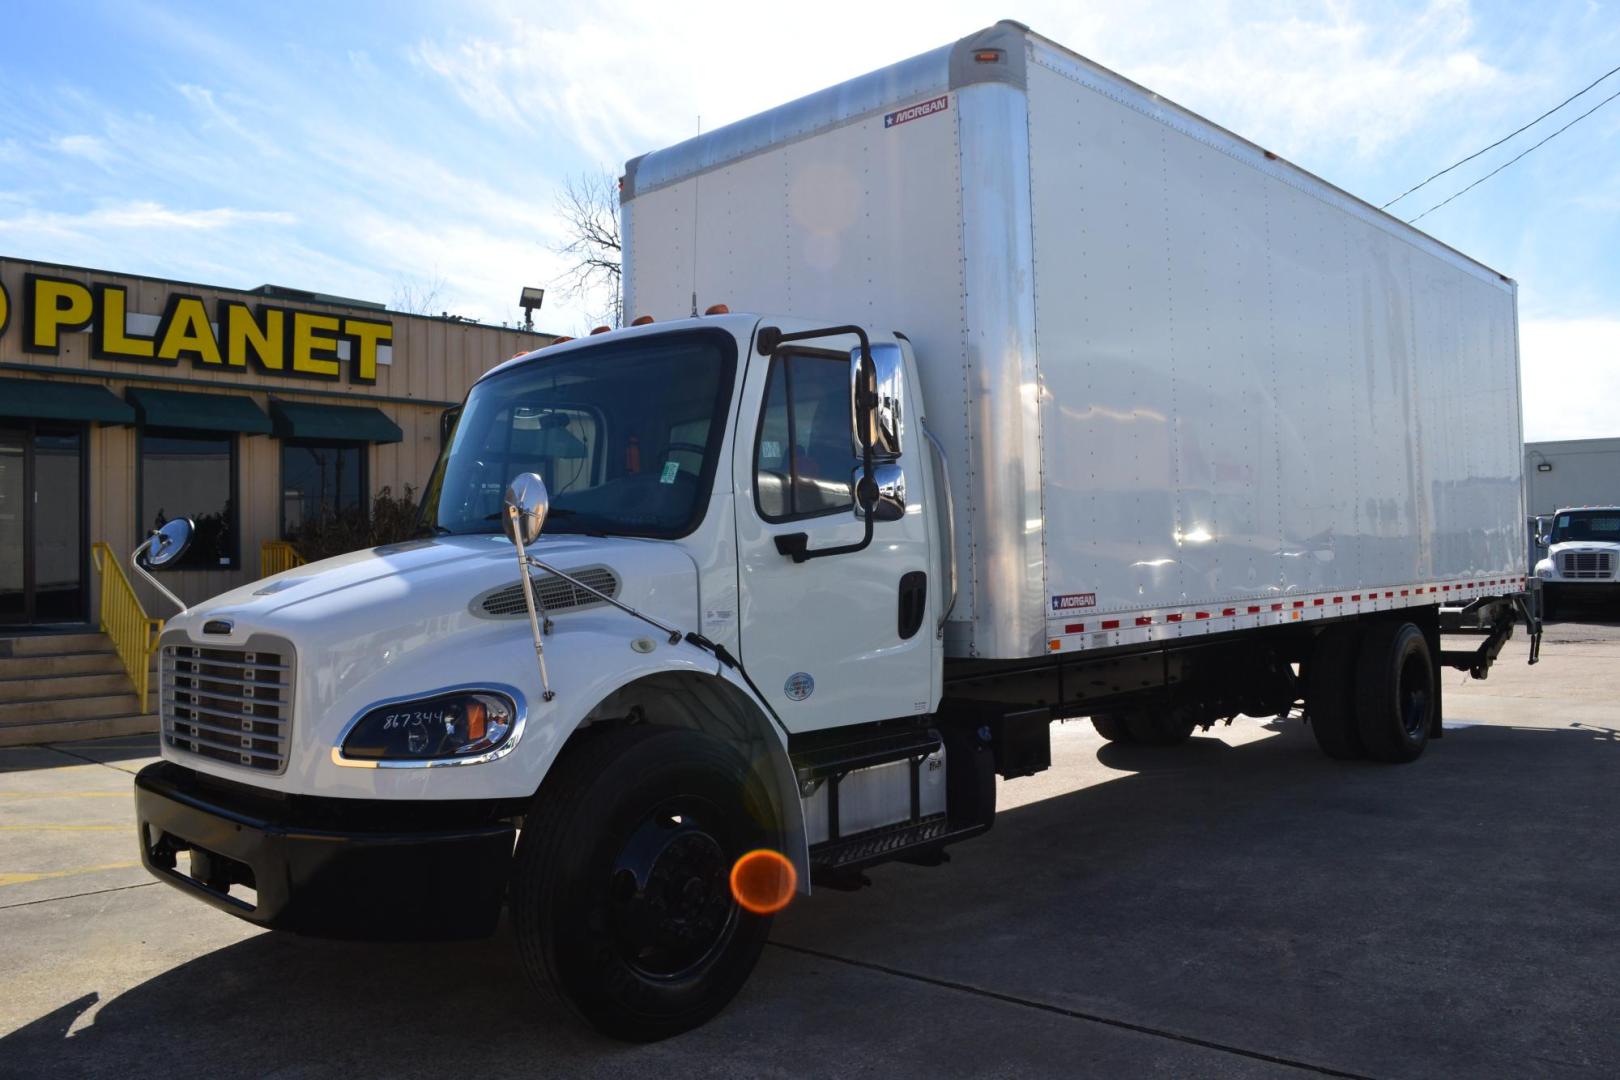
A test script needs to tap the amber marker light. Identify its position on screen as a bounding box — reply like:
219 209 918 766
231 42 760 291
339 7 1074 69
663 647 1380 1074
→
730 849 796 915
631 314 655 325
703 303 730 315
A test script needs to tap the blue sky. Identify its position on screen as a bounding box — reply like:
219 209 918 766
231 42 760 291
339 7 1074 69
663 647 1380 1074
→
1 0 1616 439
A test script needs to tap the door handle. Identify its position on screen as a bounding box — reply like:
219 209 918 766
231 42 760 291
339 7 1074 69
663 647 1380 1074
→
898 571 927 640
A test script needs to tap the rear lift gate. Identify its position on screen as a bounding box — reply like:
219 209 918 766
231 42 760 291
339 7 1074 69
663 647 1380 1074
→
1440 593 1540 678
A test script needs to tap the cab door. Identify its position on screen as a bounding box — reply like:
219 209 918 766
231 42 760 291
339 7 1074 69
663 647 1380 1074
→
732 328 936 733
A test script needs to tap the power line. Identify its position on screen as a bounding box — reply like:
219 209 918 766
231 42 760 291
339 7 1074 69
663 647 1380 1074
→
1383 61 1620 209
1407 83 1620 223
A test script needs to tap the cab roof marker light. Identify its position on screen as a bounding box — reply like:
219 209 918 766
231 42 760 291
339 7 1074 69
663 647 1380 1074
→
704 303 730 315
590 325 612 335
631 315 655 326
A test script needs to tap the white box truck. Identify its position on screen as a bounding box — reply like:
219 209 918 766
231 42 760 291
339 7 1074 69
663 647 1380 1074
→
134 21 1538 1040
1526 439 1620 615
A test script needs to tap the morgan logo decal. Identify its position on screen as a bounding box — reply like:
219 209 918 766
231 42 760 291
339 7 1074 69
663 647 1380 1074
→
885 95 949 129
784 672 815 701
1051 593 1097 612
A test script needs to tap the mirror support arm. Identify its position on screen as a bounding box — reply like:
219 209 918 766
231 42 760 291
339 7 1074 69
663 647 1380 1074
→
507 504 556 702
520 554 683 645
131 541 188 616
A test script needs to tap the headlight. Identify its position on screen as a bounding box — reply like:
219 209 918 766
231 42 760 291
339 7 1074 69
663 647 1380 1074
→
340 690 517 763
1538 567 1554 579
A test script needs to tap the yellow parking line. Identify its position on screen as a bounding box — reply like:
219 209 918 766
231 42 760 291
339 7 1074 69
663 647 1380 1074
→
0 862 141 887
0 824 127 832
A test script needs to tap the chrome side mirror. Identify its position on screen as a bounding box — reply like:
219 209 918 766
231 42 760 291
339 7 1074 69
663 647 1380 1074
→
852 462 906 522
137 518 195 569
503 472 550 547
131 517 193 615
849 341 904 459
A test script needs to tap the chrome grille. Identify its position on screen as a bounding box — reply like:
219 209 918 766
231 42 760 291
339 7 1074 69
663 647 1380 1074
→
478 567 620 618
1559 552 1615 579
162 641 293 774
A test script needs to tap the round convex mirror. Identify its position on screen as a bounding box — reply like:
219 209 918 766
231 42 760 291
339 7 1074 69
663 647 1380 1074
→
139 517 195 569
502 472 550 547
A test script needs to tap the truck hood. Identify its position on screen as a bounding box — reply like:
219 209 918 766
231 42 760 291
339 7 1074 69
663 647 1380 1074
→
168 534 701 641
1547 541 1620 556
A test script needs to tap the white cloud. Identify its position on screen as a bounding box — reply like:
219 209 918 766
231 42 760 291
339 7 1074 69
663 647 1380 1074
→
52 134 116 167
1520 318 1620 441
0 200 295 240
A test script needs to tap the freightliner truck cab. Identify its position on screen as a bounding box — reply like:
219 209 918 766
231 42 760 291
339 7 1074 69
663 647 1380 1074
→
135 315 967 1040
1534 506 1620 617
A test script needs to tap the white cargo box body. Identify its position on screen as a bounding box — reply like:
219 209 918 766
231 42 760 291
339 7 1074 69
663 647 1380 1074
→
622 21 1526 661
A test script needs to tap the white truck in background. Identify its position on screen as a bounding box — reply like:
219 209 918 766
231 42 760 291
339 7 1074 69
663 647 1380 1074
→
1534 507 1620 616
134 21 1539 1041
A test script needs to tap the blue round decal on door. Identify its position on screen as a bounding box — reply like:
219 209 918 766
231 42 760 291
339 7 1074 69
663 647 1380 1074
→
784 672 814 701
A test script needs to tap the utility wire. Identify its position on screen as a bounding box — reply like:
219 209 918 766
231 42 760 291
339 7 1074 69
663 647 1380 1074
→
1383 61 1620 209
1407 84 1620 223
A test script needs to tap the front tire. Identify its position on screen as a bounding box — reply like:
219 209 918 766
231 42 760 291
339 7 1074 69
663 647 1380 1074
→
511 724 779 1041
1091 714 1134 742
1354 622 1435 763
1125 709 1195 746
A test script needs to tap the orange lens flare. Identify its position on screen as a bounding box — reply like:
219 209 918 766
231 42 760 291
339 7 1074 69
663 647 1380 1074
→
729 849 797 915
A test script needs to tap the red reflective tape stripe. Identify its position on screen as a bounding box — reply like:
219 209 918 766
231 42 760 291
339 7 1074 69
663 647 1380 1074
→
1135 616 1153 626
1333 596 1343 603
1401 590 1409 596
1270 603 1283 611
1313 598 1325 606
1351 594 1361 601
1248 606 1261 614
1065 623 1085 634
1102 619 1120 630
1385 591 1394 598
1167 613 1183 623
1293 601 1305 609
1221 608 1236 617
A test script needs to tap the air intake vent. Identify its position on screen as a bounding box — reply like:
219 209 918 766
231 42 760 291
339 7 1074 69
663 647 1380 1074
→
476 567 621 618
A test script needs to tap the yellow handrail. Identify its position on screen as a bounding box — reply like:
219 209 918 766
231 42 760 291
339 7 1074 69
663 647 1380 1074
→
260 540 307 577
90 542 164 714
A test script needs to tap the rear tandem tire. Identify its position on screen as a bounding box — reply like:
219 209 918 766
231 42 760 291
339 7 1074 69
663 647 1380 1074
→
1354 621 1435 764
1307 625 1364 760
510 724 779 1042
1091 715 1134 743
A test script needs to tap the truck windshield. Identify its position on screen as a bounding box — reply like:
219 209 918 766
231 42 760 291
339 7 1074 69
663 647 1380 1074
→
421 329 737 540
1551 512 1620 543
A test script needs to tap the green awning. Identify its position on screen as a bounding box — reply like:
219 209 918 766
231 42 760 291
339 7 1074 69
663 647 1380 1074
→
126 387 272 435
0 377 135 424
269 399 402 444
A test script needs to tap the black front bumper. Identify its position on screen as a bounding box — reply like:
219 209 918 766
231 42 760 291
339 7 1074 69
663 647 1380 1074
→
135 762 516 940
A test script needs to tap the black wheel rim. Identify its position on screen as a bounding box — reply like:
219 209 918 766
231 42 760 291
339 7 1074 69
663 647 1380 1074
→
1398 650 1431 738
606 795 738 981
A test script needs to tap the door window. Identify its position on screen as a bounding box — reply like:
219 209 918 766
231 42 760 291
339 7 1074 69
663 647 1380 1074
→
754 353 856 521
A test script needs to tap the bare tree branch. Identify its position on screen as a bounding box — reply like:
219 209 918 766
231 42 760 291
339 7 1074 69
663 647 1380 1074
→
551 171 622 328
391 272 448 315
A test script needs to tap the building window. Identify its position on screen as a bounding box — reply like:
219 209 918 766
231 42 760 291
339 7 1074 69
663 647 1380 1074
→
139 429 237 570
754 351 856 522
281 441 365 537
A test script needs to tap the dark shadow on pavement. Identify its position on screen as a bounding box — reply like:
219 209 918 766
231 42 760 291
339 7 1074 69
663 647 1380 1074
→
4 721 1617 1078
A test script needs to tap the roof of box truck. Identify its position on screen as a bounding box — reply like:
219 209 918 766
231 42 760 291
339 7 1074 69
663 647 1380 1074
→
621 19 1512 288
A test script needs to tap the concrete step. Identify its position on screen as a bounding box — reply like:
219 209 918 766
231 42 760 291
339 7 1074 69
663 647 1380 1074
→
0 671 136 702
0 632 115 657
0 651 126 680
0 692 144 726
0 713 158 748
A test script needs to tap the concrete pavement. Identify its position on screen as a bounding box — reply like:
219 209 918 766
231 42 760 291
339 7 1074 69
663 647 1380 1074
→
3 619 1618 1078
